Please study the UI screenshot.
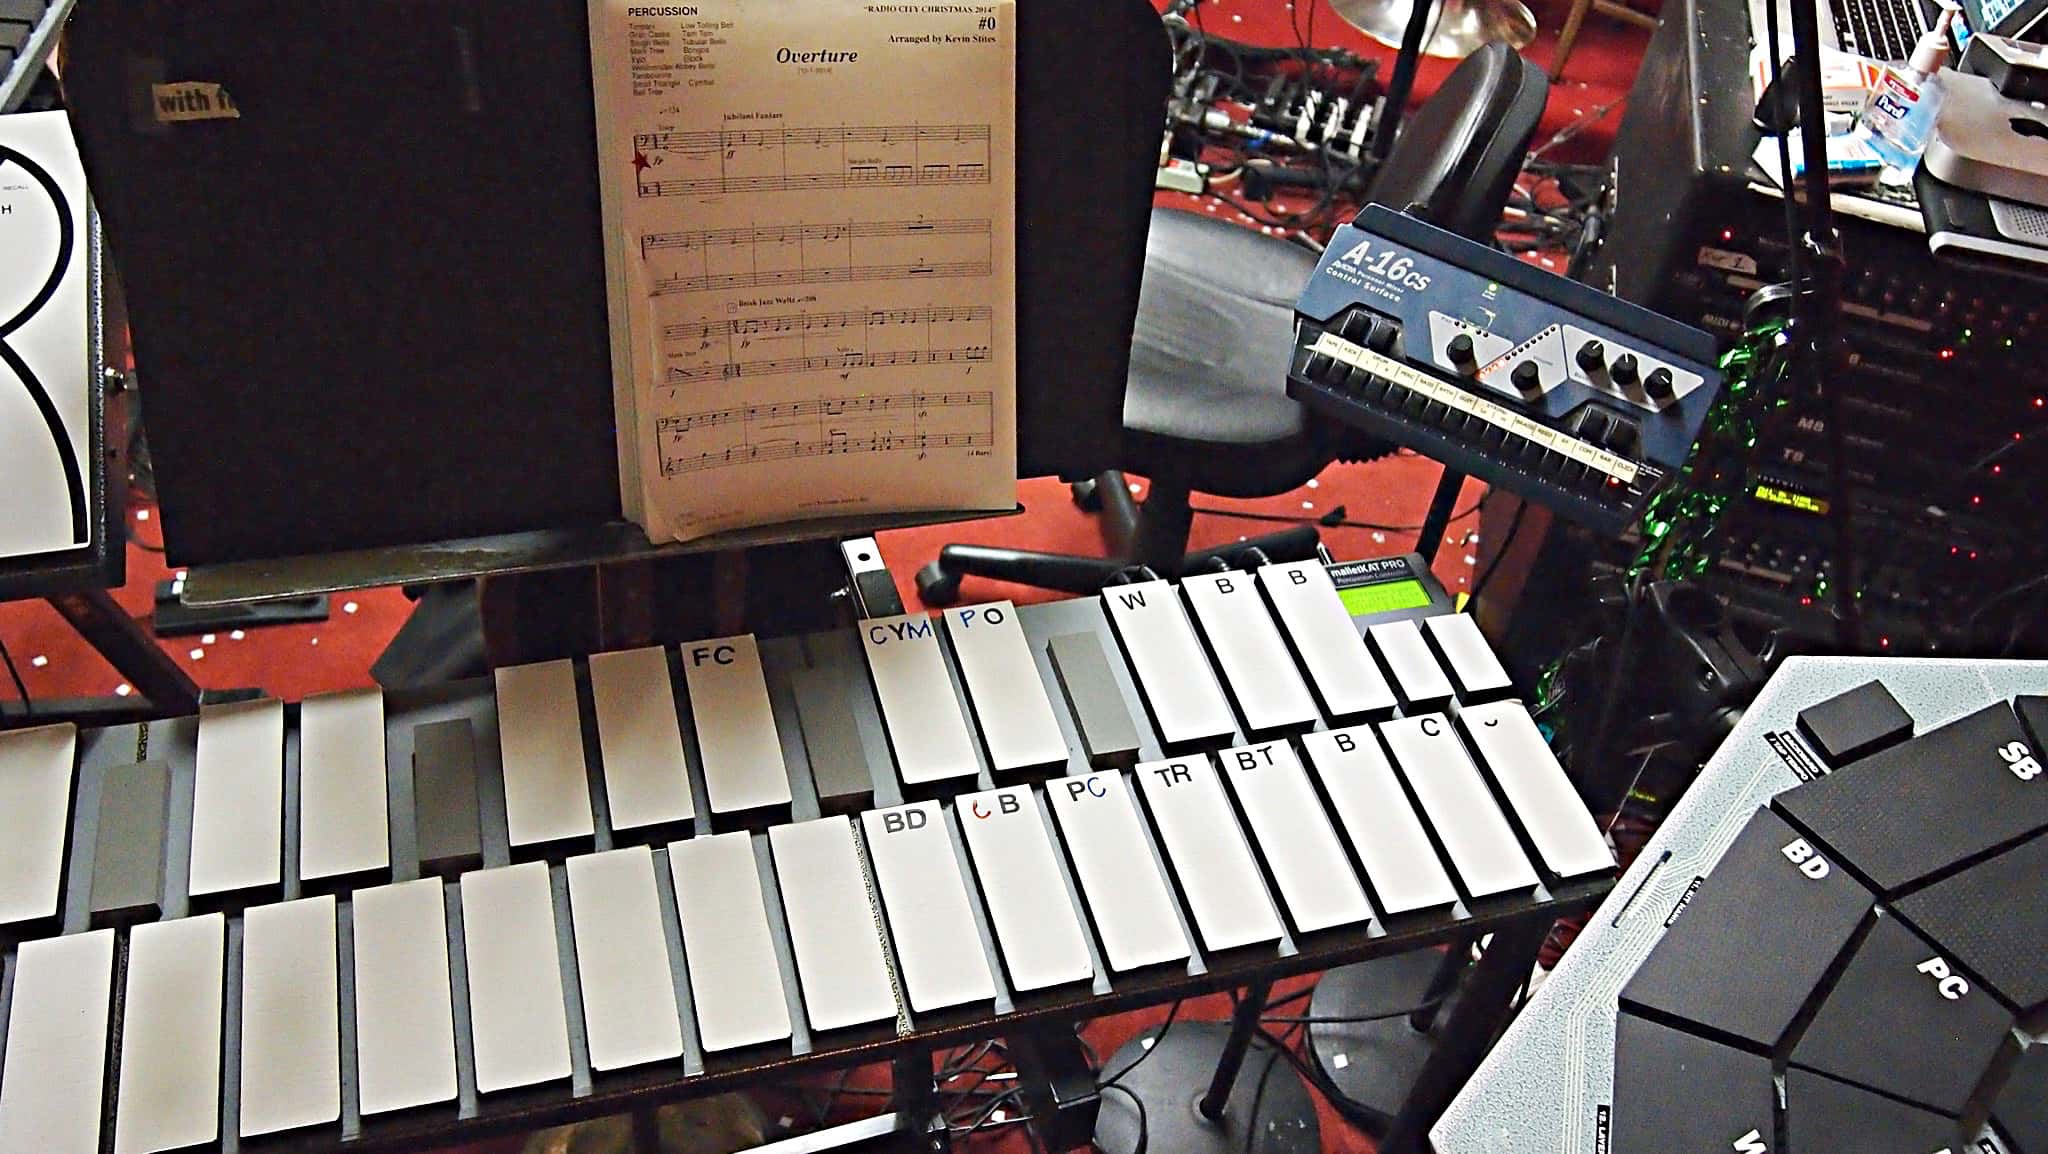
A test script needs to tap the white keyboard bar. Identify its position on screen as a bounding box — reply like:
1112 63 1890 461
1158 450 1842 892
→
956 785 1095 991
943 602 1069 771
862 802 996 1012
1256 562 1398 720
680 635 794 814
0 722 74 927
1378 715 1539 899
861 614 983 786
190 697 285 898
1299 728 1458 915
1366 621 1456 709
1219 741 1374 933
1181 573 1320 733
493 660 596 848
1424 614 1514 700
566 847 686 1071
667 832 792 1051
1045 771 1190 972
298 688 391 883
0 929 114 1154
241 895 341 1136
768 817 898 1032
351 878 459 1116
1457 701 1614 880
115 914 225 1154
459 863 572 1092
1133 756 1283 951
588 646 696 832
1101 581 1236 746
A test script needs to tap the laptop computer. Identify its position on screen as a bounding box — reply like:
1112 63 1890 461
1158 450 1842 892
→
1750 0 1939 63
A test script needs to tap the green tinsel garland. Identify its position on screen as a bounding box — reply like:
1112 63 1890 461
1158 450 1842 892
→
1628 320 1794 585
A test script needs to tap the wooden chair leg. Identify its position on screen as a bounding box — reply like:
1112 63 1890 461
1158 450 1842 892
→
1552 0 1594 78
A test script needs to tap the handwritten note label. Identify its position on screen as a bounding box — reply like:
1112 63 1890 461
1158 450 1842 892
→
151 83 242 123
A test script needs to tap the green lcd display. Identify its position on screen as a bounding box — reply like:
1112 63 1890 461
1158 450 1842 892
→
1337 578 1433 617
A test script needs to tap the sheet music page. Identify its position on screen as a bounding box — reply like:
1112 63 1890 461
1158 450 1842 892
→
591 0 1017 544
0 111 93 560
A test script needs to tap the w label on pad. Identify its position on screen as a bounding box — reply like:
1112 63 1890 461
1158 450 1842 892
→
943 601 1069 771
352 879 458 1115
1133 756 1282 951
566 847 686 1071
1456 701 1613 880
0 930 114 1154
116 915 225 1154
1100 581 1236 746
588 646 695 832
0 721 75 927
1377 715 1538 898
861 614 982 785
1256 563 1397 720
1044 771 1190 972
493 660 595 847
768 817 898 1031
241 895 341 1136
1298 728 1457 915
459 863 572 1092
956 786 1095 991
190 696 284 897
1180 574 1319 734
1219 743 1374 932
298 687 391 883
680 635 793 814
667 832 792 1051
861 802 996 1012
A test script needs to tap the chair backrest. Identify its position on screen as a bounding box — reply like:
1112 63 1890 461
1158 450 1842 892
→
1368 43 1551 243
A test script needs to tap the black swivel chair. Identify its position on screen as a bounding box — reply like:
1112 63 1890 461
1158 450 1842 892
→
915 43 1550 606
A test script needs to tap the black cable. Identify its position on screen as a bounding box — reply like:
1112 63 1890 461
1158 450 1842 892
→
1586 575 1647 794
1240 1045 1285 1154
1100 1083 1151 1154
0 637 30 715
1466 501 1529 610
1102 999 1185 1088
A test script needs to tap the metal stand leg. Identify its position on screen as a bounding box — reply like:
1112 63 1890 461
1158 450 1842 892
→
1378 917 1550 1154
42 586 201 719
1198 983 1272 1120
1414 469 1467 564
631 1106 663 1153
1095 985 1319 1154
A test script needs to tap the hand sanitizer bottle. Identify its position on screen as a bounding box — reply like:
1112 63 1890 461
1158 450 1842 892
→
1862 6 1956 170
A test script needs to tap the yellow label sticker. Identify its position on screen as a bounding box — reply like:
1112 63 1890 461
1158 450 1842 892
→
151 82 241 123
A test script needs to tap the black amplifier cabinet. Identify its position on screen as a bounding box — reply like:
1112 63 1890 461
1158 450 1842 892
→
1568 0 2048 655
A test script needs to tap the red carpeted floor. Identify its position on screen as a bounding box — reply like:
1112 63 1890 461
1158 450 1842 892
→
0 2 1651 1150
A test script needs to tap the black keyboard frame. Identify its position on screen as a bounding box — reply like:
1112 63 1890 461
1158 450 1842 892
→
0 594 1612 1154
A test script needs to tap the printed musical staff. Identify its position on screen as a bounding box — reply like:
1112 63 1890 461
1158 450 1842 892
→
656 390 996 478
640 217 993 299
640 218 988 260
669 347 991 386
633 123 993 200
663 304 994 388
651 261 991 297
